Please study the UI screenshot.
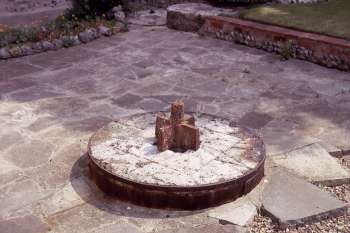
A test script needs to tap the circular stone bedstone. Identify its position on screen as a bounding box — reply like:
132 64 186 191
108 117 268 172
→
88 112 265 210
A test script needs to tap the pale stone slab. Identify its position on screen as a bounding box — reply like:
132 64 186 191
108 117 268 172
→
262 169 348 229
208 197 257 227
0 215 49 233
39 176 93 216
272 143 350 186
262 130 320 156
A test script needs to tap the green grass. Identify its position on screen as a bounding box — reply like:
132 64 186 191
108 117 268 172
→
240 0 350 40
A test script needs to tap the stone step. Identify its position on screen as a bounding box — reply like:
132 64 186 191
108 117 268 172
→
262 168 348 229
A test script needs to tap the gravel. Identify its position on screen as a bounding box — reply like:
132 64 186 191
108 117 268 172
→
250 213 350 233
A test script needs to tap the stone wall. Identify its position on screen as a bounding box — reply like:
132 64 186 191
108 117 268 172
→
200 16 350 71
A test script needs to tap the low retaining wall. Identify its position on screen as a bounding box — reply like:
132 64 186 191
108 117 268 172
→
200 16 350 71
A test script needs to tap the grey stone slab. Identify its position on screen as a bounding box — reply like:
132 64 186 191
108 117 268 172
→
0 131 24 151
6 140 53 168
0 78 36 95
139 98 168 111
64 116 112 132
0 61 42 79
38 96 90 118
238 112 273 130
0 215 49 233
262 129 320 156
90 221 143 233
272 143 350 186
112 93 143 109
262 169 348 229
208 197 257 227
0 178 49 219
156 223 245 233
27 117 56 132
9 86 63 102
28 46 102 70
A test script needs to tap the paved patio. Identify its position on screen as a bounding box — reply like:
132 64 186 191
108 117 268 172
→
0 25 350 233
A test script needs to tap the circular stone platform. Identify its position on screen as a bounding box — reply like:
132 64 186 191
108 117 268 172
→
88 112 265 210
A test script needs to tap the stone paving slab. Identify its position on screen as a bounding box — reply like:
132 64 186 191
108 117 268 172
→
272 143 350 186
262 169 348 229
208 197 257 227
0 215 49 233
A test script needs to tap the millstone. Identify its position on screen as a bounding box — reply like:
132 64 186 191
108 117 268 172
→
88 112 266 210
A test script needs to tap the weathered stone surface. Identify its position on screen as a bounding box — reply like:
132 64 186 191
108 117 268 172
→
0 131 24 151
156 224 244 233
9 86 63 102
112 93 142 109
0 178 48 219
262 169 348 229
238 111 273 129
261 128 320 156
7 140 53 168
40 176 93 216
208 197 257 227
91 222 143 233
129 9 167 26
167 3 237 32
0 215 49 233
0 61 42 79
272 143 350 186
138 98 168 111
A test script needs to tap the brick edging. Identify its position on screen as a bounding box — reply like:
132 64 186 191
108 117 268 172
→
200 16 350 71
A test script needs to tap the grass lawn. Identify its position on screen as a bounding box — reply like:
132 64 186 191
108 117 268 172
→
240 0 350 40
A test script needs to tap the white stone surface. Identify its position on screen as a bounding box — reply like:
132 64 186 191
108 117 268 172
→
167 3 237 17
208 197 257 227
272 143 350 185
90 113 260 186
